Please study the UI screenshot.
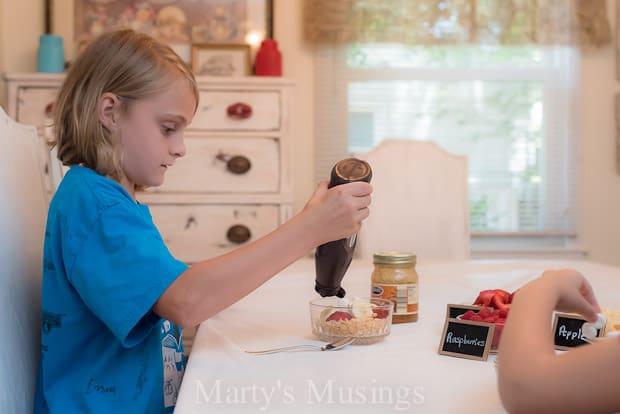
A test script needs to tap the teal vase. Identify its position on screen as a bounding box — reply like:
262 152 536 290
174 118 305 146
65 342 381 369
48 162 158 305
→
37 34 64 73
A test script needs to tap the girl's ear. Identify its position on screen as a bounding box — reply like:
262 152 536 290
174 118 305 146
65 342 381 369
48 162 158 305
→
99 92 120 132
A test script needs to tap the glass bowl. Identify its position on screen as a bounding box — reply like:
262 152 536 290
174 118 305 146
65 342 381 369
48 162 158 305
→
490 320 505 351
309 297 393 345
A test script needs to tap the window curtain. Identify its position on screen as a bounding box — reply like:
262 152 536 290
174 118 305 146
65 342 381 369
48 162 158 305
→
304 0 611 47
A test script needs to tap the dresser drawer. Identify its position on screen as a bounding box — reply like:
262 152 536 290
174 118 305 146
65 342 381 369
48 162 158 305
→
14 87 63 194
191 90 281 131
151 137 280 193
16 87 57 126
149 204 280 263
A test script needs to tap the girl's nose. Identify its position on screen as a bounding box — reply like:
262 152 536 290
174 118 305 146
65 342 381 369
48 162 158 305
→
171 136 186 158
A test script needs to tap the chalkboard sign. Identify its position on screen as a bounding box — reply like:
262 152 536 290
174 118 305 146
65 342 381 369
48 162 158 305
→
446 304 482 319
438 318 495 361
553 312 602 350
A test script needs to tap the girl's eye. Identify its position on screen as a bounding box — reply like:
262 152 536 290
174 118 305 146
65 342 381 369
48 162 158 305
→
161 125 175 135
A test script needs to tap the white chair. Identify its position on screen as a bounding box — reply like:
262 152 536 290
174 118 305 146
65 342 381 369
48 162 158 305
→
0 107 48 413
355 139 469 260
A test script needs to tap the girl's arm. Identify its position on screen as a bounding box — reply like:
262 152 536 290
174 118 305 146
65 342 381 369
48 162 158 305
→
153 180 372 327
497 269 620 414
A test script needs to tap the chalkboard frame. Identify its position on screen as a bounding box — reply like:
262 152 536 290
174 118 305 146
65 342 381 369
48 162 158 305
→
552 312 603 351
446 303 483 319
438 317 495 361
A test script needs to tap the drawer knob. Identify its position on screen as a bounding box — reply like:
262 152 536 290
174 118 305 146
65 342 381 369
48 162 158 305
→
227 155 252 174
227 102 253 119
226 224 252 244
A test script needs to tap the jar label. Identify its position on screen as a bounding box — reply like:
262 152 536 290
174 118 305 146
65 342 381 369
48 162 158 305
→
371 283 418 315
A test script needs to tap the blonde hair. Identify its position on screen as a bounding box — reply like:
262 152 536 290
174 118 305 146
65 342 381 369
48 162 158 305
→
53 29 199 182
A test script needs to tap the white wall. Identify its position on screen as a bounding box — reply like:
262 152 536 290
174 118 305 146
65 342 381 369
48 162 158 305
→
579 19 620 266
0 0 43 101
274 0 316 214
2 0 620 265
0 2 3 70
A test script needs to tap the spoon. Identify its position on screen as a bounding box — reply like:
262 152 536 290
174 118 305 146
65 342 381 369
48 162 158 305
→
245 337 355 355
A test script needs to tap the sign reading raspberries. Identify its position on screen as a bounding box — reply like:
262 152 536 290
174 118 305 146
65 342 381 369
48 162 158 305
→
438 304 496 361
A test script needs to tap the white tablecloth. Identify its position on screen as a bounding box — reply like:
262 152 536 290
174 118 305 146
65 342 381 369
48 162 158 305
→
174 258 620 413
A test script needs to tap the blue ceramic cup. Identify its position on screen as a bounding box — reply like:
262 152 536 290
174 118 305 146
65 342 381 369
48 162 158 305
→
37 34 64 73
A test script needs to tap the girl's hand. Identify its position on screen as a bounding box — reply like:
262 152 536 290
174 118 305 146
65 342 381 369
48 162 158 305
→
302 180 373 244
539 269 601 322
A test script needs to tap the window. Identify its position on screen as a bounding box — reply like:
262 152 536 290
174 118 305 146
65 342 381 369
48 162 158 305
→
314 43 580 253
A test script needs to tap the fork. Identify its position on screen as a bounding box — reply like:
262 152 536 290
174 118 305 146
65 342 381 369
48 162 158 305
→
244 337 355 355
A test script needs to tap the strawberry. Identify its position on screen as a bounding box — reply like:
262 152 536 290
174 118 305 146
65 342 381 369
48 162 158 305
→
494 289 512 303
461 310 476 320
478 307 492 319
473 290 496 307
497 308 509 318
326 311 353 322
373 308 390 319
491 290 512 311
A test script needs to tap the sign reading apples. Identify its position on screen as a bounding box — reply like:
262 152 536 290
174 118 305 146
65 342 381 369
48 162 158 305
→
552 312 603 350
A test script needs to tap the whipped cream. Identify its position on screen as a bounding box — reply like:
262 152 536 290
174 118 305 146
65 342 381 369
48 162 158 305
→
351 298 374 320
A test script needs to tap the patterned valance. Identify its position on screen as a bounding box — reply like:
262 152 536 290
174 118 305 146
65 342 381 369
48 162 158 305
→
304 0 611 47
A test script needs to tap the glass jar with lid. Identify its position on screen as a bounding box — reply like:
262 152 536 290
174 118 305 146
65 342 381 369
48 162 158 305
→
370 252 418 323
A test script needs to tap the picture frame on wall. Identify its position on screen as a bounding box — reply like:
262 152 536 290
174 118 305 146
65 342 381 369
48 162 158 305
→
191 44 251 77
49 0 272 62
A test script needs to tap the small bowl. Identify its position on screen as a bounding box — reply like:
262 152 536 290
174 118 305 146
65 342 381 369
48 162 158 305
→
309 297 393 345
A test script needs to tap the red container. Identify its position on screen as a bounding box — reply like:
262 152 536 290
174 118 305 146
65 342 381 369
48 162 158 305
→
491 320 505 351
255 39 282 76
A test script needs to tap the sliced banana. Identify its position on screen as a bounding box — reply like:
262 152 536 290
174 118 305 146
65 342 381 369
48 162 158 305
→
320 308 335 321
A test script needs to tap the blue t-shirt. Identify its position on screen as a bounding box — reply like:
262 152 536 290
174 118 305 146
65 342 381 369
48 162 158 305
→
35 166 189 413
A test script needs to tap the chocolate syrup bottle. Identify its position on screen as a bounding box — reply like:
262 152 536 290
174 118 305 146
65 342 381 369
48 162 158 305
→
314 158 372 297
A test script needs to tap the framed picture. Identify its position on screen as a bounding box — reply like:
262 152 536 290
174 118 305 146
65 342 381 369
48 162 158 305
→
49 0 272 62
191 44 251 76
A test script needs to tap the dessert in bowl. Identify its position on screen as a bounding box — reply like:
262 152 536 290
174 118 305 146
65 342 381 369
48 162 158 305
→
602 307 620 334
309 297 393 345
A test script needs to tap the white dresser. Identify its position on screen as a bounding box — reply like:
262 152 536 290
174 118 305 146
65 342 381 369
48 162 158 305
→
3 72 295 351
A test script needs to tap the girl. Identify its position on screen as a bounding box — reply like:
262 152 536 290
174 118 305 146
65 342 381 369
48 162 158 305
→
35 29 372 413
497 269 620 413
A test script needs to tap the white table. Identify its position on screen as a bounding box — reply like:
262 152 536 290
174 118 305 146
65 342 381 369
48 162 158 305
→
174 258 620 413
